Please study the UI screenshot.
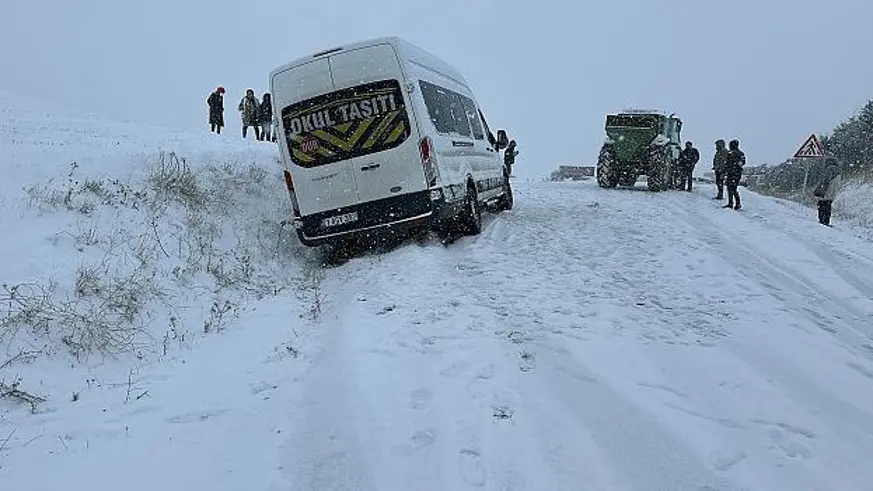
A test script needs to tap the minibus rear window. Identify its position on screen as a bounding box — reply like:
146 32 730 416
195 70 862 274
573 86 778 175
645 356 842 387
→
280 79 411 167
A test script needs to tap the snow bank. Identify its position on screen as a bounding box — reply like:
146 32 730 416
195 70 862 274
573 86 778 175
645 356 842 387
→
0 89 315 412
834 178 873 239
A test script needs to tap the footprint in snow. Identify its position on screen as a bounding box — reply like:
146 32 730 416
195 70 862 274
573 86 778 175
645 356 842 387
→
518 351 536 372
391 427 439 456
458 448 487 487
377 305 396 315
411 428 437 449
250 381 278 396
710 450 748 471
752 419 816 460
410 388 433 410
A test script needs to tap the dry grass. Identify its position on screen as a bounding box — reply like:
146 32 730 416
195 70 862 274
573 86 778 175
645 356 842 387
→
3 149 317 377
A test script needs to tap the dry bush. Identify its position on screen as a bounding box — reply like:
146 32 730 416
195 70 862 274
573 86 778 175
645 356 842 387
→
146 151 207 211
24 162 147 217
5 149 310 374
0 258 164 361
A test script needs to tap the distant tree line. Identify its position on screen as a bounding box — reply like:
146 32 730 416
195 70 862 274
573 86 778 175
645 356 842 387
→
821 99 873 176
748 98 873 204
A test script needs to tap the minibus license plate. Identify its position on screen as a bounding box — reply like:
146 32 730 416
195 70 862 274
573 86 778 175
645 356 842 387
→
322 212 358 228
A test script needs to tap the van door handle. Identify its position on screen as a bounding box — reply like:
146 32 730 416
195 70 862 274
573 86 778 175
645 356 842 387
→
361 163 380 171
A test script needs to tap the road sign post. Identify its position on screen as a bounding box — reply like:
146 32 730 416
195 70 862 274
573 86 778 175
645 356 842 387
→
792 134 826 196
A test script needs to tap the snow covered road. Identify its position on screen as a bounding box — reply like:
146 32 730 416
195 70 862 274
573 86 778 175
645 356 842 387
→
4 153 873 490
275 180 873 490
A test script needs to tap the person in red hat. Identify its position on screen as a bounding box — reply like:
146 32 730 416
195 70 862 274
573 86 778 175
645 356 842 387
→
207 86 226 134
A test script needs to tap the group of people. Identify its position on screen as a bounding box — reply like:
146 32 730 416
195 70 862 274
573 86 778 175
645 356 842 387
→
672 139 746 209
675 139 843 226
710 139 747 209
207 86 275 142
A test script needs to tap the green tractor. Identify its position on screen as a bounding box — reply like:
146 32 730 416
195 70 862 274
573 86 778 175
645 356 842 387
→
596 110 683 192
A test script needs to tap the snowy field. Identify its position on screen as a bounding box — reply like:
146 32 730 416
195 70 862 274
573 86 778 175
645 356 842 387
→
2 91 873 490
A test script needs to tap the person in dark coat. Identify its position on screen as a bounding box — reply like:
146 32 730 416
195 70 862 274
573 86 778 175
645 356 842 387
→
677 141 700 191
504 140 518 176
711 139 729 199
207 86 225 134
723 139 746 210
258 93 273 142
238 89 261 139
813 158 842 226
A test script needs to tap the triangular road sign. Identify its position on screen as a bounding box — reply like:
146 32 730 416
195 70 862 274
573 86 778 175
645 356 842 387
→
794 133 825 158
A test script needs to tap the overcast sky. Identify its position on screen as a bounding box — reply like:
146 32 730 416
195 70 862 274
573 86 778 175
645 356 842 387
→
4 0 872 178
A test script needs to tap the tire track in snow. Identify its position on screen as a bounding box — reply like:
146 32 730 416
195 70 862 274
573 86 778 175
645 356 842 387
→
433 185 741 489
529 345 737 491
276 291 380 491
668 199 873 470
279 245 541 490
742 211 873 301
674 204 873 360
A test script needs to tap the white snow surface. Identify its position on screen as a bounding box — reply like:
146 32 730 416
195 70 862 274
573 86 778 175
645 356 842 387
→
834 179 873 240
3 90 873 490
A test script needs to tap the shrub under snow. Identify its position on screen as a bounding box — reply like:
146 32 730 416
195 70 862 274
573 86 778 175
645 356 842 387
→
1 149 317 396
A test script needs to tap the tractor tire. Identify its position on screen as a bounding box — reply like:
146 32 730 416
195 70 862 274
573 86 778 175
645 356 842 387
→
597 146 618 188
619 174 638 187
646 145 671 192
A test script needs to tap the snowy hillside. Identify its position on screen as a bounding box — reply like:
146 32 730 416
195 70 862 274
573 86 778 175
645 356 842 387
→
3 91 873 490
834 179 873 240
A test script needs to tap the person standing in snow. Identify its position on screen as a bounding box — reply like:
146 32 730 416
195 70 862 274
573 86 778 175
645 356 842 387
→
207 86 225 134
712 139 729 200
238 89 261 139
504 140 518 176
813 158 842 226
723 139 746 210
258 93 273 142
677 141 700 191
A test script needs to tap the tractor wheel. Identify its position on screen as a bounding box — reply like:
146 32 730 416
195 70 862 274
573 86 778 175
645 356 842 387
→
646 145 671 192
619 174 638 187
597 146 618 188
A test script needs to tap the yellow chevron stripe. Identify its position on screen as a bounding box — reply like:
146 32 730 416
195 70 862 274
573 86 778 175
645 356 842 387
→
334 122 353 133
362 111 398 149
346 117 374 148
292 148 315 162
311 129 353 151
311 116 376 151
384 120 407 144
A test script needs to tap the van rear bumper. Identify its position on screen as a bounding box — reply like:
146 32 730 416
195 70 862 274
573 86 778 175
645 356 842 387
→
296 190 435 247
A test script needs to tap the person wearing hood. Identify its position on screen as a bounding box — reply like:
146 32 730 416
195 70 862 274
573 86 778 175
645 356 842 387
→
712 139 729 199
207 86 225 134
238 89 261 139
813 158 842 226
258 93 273 142
504 140 518 176
723 139 746 210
